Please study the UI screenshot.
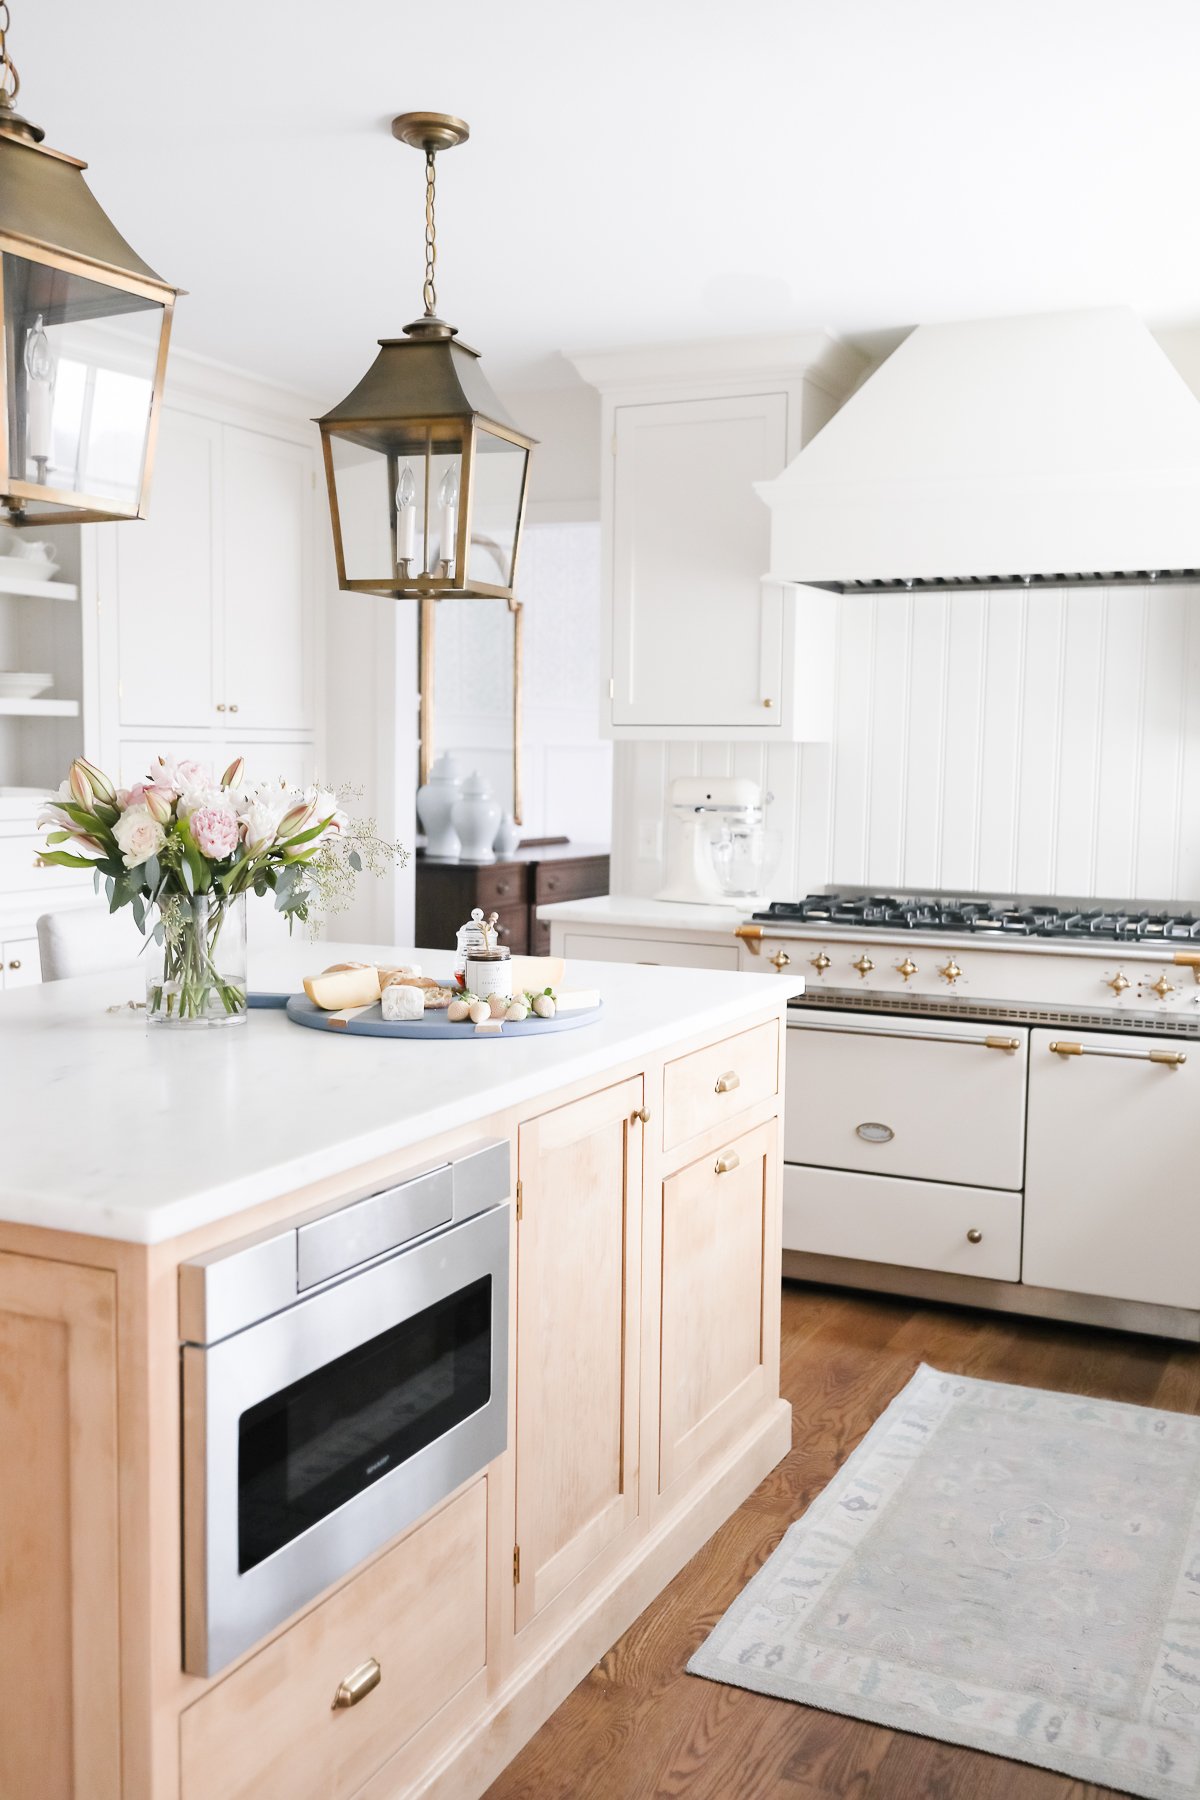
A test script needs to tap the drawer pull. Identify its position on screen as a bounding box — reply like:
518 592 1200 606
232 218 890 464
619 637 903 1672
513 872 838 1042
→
966 1228 983 1244
714 1151 741 1175
332 1657 381 1710
790 1020 1021 1053
856 1121 894 1144
7 958 19 970
633 1107 651 1125
714 1070 740 1094
1050 1040 1187 1067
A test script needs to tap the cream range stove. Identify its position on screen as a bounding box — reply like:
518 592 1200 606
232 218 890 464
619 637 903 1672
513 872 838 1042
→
735 891 1200 1341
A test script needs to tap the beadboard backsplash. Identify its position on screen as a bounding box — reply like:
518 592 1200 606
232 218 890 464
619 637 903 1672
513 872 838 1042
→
612 582 1200 906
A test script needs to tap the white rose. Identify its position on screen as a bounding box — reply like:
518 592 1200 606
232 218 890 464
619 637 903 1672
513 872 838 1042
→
113 804 166 870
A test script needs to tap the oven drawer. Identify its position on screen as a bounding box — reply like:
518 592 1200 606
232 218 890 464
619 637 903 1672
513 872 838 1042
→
785 1010 1028 1190
783 1163 1022 1281
180 1479 487 1800
663 1019 780 1150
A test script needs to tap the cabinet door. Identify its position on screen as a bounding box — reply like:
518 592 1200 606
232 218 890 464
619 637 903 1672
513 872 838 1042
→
612 394 787 729
0 1253 121 1800
1023 1028 1200 1309
1 934 39 986
116 408 222 729
221 427 316 733
514 1076 643 1632
660 1119 774 1491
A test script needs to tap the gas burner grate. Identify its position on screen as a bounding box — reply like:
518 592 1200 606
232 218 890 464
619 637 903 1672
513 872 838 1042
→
787 988 1200 1037
754 893 1200 943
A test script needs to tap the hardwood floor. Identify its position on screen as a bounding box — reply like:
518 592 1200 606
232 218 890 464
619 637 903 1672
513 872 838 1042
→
484 1281 1200 1800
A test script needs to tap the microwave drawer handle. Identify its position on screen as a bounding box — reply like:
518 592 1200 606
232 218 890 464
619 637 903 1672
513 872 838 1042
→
791 1020 1020 1053
332 1657 381 1710
1049 1040 1187 1067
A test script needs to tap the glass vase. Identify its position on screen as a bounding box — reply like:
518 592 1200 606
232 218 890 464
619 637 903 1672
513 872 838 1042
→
146 891 248 1028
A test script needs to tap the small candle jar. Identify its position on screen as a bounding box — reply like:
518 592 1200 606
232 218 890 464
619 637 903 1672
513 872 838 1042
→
464 946 512 1002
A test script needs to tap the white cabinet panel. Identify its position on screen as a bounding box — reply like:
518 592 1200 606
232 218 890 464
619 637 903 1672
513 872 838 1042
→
1023 1027 1200 1309
612 394 787 730
556 928 739 970
222 428 315 733
116 409 221 730
783 1164 1022 1281
2 935 39 987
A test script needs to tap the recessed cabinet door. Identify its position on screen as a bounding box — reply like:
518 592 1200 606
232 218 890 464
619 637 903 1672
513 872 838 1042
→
115 408 222 728
221 428 316 733
514 1076 643 1632
1023 1028 1200 1309
0 1253 120 1800
611 394 787 729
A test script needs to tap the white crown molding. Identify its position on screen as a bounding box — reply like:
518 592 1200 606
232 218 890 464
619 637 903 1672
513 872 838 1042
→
161 343 325 442
567 331 867 404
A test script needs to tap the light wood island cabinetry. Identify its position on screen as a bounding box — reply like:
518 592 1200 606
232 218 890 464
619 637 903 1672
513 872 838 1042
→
0 958 793 1800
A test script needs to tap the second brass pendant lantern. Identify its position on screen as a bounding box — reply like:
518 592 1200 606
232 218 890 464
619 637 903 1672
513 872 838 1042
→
317 113 535 603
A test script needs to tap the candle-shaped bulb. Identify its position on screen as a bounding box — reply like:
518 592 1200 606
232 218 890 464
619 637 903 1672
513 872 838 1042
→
395 462 415 511
394 461 416 564
24 314 52 383
438 464 460 570
438 466 460 509
24 314 54 471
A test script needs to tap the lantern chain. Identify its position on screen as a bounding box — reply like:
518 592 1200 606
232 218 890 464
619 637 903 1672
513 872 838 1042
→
423 147 438 317
0 2 19 103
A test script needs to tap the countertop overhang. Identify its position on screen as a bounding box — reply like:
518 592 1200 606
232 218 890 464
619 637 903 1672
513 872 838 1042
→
0 942 802 1244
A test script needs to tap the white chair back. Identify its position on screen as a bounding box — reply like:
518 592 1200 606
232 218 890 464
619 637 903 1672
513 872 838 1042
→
36 905 141 983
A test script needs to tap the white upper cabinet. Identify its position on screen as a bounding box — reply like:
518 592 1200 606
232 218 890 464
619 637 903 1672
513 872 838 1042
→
572 334 865 743
222 428 316 733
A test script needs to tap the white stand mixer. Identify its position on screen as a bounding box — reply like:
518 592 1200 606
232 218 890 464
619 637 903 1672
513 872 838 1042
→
655 776 776 906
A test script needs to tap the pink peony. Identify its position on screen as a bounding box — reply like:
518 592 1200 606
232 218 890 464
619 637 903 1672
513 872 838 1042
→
190 804 240 861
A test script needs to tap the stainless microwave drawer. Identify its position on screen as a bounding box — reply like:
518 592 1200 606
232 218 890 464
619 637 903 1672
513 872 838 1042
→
785 1010 1028 1191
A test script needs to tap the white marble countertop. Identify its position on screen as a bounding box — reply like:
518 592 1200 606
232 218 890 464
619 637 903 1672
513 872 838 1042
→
537 895 754 934
0 941 802 1246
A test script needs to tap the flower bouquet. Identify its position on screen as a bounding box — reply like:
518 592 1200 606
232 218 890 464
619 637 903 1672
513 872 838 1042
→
38 755 405 1027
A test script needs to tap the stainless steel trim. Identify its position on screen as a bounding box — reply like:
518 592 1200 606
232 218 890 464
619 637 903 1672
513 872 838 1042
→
451 1138 512 1220
297 1166 452 1290
179 1228 297 1348
1048 1040 1187 1066
787 987 1200 1037
787 1017 1021 1051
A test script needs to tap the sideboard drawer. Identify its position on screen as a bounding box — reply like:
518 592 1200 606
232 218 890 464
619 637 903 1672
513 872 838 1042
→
180 1479 487 1800
534 855 610 905
663 1020 780 1151
477 863 530 911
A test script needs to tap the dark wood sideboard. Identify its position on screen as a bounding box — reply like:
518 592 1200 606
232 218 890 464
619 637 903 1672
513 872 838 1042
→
415 844 610 955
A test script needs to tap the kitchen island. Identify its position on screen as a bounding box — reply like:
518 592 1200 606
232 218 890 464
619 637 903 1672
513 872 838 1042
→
0 946 800 1800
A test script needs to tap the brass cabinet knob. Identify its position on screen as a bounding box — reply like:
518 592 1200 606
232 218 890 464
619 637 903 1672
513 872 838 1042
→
332 1657 381 1710
770 949 791 971
7 959 19 970
897 957 918 982
1107 971 1131 995
852 954 875 978
966 1228 983 1244
215 702 226 712
810 951 831 974
230 703 239 713
1151 974 1177 999
940 958 962 985
633 1107 651 1125
714 1151 741 1175
762 697 774 708
714 1071 740 1094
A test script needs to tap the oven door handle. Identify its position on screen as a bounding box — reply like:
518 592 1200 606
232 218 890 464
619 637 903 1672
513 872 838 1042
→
1049 1040 1187 1067
788 1019 1021 1053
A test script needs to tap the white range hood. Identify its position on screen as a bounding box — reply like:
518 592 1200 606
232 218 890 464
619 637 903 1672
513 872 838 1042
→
759 307 1200 591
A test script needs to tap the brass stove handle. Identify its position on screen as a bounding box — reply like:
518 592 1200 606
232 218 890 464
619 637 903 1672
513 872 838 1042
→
1050 1040 1187 1067
332 1657 381 1710
735 924 763 957
1174 952 1200 984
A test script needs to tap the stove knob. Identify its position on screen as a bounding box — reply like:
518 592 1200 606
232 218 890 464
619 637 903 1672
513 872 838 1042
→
852 954 875 979
809 951 831 974
1107 971 1131 995
1151 974 1177 1000
940 959 963 985
770 949 792 972
896 957 918 982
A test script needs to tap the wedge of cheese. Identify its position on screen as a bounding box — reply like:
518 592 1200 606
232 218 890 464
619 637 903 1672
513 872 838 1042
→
508 954 565 993
303 963 382 1011
554 988 601 1013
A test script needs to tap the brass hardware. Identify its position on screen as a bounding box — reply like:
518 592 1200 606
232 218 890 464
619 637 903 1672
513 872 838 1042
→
1050 1040 1083 1056
984 1036 1021 1052
1106 971 1131 995
1151 974 1177 999
7 958 18 969
514 1178 522 1221
714 1151 741 1175
229 702 238 714
735 924 763 957
714 1072 740 1095
762 697 774 708
1174 951 1200 983
896 957 918 982
799 1019 1021 1053
810 951 831 973
770 949 791 971
1151 1049 1188 1066
1051 1039 1186 1067
215 702 226 712
852 954 875 978
966 1228 983 1244
332 1658 381 1710
513 1544 520 1584
633 1106 651 1124
940 958 963 985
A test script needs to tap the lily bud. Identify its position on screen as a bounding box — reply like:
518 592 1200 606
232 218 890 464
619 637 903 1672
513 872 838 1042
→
74 757 116 805
142 785 174 826
220 756 245 791
277 799 317 840
68 760 95 811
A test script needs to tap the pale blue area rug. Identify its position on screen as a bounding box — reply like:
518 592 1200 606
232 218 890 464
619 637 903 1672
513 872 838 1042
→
689 1364 1200 1799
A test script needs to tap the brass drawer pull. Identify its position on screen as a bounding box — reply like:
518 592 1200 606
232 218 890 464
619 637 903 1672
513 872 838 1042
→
332 1657 381 1710
714 1151 741 1175
633 1107 651 1125
714 1070 740 1095
967 1228 983 1244
1050 1040 1187 1067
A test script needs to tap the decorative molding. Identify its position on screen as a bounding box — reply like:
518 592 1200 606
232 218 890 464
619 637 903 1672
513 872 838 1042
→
568 331 867 404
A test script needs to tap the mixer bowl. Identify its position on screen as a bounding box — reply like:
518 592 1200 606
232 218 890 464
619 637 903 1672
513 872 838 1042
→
709 824 782 899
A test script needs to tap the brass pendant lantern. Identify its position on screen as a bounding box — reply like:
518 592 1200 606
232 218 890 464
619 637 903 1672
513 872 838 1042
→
0 5 179 526
317 113 535 602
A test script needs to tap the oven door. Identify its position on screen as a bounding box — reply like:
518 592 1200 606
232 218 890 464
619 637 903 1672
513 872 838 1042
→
182 1202 509 1676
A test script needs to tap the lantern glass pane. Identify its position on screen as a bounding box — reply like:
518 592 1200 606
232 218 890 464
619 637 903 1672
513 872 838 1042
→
328 433 427 586
467 429 527 590
3 253 165 512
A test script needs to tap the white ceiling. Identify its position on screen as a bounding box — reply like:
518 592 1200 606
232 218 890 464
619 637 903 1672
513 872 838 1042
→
16 0 1200 398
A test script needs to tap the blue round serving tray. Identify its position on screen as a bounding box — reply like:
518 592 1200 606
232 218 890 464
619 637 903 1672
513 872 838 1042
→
285 994 603 1039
